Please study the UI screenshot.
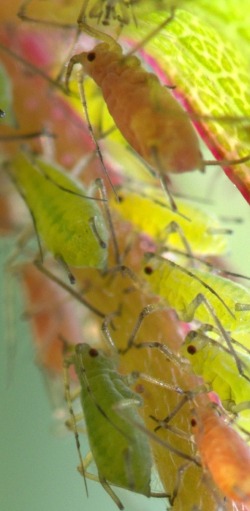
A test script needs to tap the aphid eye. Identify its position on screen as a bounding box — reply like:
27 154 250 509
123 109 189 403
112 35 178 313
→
144 265 154 275
135 383 145 394
87 52 96 62
190 418 197 427
187 345 197 355
117 195 124 203
89 347 99 357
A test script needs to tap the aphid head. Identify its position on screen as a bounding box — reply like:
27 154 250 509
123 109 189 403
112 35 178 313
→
73 42 121 76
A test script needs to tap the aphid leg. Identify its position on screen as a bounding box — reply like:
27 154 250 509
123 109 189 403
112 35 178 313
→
76 4 119 45
78 462 125 510
67 66 119 199
17 0 76 29
149 147 178 212
63 354 89 497
168 462 192 507
150 395 191 433
116 400 200 466
92 178 121 265
183 293 250 383
130 370 186 395
102 303 186 368
55 254 76 285
161 221 195 263
34 259 106 319
97 475 124 510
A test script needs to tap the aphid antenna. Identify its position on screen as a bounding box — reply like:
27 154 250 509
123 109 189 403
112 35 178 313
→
94 178 121 265
0 42 67 93
23 149 108 203
75 70 120 200
159 245 250 283
0 130 56 142
124 5 176 57
186 328 250 359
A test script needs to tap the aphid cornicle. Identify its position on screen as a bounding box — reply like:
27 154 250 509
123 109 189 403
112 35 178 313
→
6 152 109 273
65 21 203 179
65 343 154 508
191 406 250 505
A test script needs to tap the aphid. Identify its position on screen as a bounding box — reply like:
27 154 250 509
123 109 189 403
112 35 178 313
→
5 151 109 281
65 10 201 202
182 332 250 430
65 343 158 509
191 405 250 505
142 255 250 381
66 10 250 208
111 186 229 257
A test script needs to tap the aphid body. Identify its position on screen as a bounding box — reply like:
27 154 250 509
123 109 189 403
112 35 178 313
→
7 152 109 269
191 406 250 505
67 40 202 176
73 343 152 495
143 256 250 336
111 187 228 256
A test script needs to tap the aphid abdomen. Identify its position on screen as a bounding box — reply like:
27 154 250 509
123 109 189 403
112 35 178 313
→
193 408 250 504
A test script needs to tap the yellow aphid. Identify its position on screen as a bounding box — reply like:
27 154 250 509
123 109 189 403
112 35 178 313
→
111 186 229 257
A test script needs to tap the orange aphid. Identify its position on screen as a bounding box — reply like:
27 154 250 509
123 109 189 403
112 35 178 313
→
66 39 202 177
21 263 83 374
191 406 250 506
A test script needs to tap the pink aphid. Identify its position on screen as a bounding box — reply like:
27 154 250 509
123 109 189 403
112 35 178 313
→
191 406 250 506
66 38 202 178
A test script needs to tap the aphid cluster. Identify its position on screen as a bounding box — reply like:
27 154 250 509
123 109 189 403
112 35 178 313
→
1 1 250 511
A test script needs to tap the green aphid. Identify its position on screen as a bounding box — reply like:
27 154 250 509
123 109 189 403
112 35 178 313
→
7 152 109 272
66 343 155 509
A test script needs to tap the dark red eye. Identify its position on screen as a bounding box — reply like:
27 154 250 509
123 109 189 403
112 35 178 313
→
187 345 197 355
87 52 96 62
144 265 153 275
89 347 99 357
190 418 197 427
